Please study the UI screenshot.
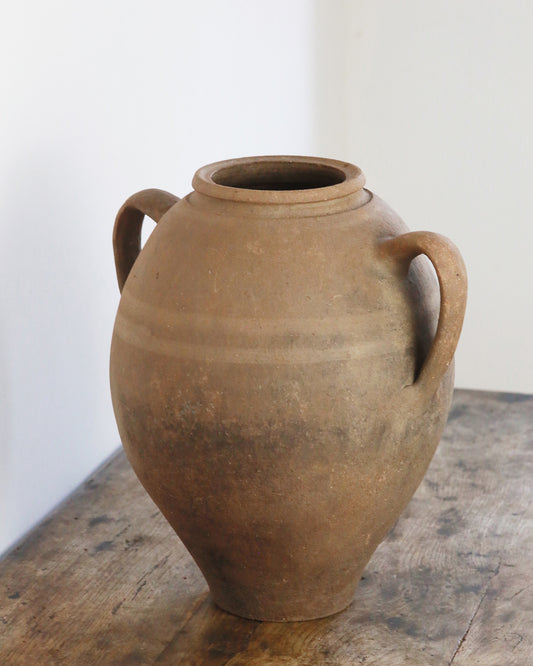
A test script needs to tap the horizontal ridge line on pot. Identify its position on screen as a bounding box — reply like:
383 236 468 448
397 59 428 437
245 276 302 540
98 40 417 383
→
185 189 373 220
118 292 432 338
113 312 417 365
192 155 366 204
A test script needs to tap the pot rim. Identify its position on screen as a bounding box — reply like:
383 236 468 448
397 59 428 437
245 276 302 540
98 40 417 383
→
192 155 366 204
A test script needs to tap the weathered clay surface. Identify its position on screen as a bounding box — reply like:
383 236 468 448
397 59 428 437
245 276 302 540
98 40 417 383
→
109 156 467 620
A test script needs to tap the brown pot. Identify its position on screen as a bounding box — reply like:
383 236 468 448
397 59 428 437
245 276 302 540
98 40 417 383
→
110 156 467 621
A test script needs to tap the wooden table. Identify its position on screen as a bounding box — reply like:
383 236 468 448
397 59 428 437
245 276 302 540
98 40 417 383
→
1 389 532 664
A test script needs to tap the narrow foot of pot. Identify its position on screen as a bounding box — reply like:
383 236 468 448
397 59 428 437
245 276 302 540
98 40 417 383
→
210 587 357 623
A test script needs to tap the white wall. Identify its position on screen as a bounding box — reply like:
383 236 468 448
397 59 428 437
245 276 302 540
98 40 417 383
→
314 0 533 394
0 0 315 555
2 0 532 556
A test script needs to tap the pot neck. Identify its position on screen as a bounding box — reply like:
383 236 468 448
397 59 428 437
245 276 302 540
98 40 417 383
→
190 156 371 216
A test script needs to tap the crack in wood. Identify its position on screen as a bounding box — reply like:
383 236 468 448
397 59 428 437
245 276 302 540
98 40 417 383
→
132 579 147 600
509 583 532 600
510 633 523 652
135 554 170 587
448 559 501 664
111 600 124 615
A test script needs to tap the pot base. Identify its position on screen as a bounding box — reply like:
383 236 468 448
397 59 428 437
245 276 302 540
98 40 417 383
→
210 581 360 622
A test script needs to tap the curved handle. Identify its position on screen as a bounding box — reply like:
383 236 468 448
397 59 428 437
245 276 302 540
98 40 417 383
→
379 231 467 397
113 188 180 292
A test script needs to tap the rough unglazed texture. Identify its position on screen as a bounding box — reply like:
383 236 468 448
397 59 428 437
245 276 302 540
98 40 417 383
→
109 156 467 620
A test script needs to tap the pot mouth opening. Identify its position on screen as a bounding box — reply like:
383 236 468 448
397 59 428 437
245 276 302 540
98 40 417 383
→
212 161 346 191
192 156 366 204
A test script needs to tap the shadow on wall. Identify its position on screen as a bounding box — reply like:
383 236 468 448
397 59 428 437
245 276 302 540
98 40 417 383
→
0 143 117 554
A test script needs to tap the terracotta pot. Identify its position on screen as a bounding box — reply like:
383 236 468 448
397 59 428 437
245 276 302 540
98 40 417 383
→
110 156 467 621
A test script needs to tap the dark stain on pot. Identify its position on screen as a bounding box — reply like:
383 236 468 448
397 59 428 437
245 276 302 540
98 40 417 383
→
154 417 358 472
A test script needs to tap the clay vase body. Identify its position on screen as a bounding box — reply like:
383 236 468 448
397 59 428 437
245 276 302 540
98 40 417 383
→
110 156 467 621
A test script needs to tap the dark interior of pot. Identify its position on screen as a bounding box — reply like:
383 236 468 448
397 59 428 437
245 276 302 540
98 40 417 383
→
211 161 347 191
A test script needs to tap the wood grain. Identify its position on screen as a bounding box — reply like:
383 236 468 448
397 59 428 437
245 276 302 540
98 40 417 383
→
1 389 532 664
